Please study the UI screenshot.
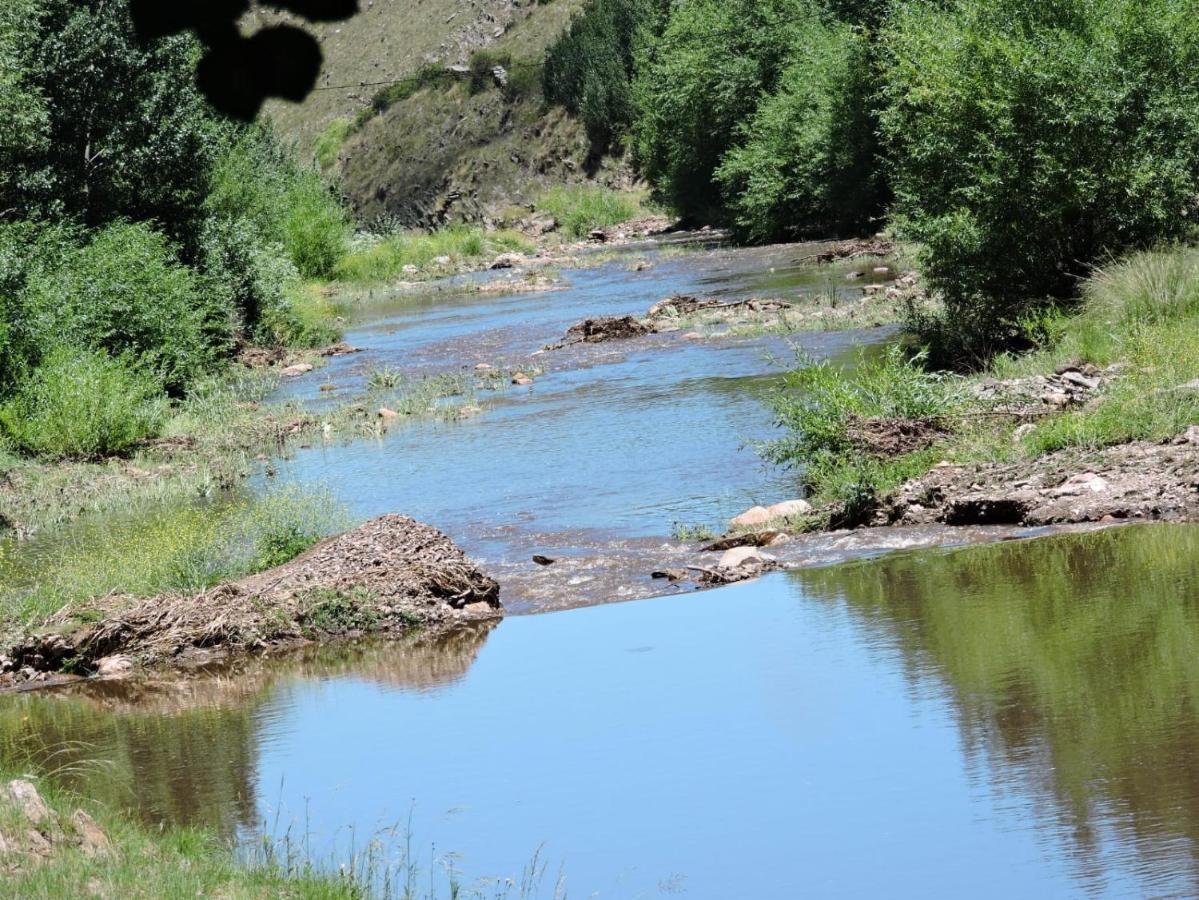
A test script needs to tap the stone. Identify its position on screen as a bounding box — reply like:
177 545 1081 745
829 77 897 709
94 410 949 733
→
588 229 607 242
1183 425 1199 445
1060 371 1100 391
490 252 524 270
474 363 493 371
767 499 811 520
511 372 534 386
402 264 419 275
718 546 764 570
767 533 792 547
532 555 555 566
377 407 398 419
432 255 451 266
730 506 773 529
280 363 313 377
5 781 54 829
70 810 110 857
95 655 132 679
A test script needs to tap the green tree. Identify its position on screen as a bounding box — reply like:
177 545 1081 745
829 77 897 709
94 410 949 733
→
882 0 1199 364
632 0 809 220
716 15 885 241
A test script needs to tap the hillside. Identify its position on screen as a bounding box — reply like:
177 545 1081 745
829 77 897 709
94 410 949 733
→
252 0 634 227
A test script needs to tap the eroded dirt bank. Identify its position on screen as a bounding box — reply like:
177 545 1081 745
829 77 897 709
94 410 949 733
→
2 515 500 688
879 430 1199 527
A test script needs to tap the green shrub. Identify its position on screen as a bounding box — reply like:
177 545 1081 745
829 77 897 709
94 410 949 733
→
632 0 806 220
544 0 655 154
312 117 351 169
206 128 350 281
537 185 643 238
23 222 227 393
0 346 167 460
882 0 1199 363
716 16 885 242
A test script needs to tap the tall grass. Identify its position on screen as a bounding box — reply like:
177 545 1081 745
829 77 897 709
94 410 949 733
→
764 345 959 521
0 347 168 460
0 486 348 625
535 185 647 238
334 226 533 285
313 118 352 169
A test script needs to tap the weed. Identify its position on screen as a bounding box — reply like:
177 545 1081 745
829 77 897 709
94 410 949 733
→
671 522 716 542
536 185 649 239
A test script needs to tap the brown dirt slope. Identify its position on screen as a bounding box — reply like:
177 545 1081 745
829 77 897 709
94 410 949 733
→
3 515 501 685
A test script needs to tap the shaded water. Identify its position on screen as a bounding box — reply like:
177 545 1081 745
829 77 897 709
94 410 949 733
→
7 525 1199 896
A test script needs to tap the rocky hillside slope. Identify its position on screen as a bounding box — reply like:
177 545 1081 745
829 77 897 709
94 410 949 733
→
252 0 634 227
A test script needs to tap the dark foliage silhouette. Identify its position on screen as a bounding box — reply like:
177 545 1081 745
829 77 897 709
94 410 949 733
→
129 0 358 119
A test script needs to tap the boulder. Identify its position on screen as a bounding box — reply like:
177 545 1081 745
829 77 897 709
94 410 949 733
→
490 252 524 270
95 655 132 679
512 372 534 386
718 547 765 570
377 407 399 419
767 499 811 519
730 506 772 529
280 363 313 377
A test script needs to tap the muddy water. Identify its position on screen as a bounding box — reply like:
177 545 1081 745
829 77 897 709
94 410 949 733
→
7 524 1199 897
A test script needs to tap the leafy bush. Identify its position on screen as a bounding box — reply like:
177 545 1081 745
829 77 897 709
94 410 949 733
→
716 16 885 242
632 0 806 220
312 117 351 169
206 128 350 281
0 346 167 460
23 222 228 392
882 0 1199 362
544 0 655 154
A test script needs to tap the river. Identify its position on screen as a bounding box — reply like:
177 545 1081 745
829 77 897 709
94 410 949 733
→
3 239 1198 898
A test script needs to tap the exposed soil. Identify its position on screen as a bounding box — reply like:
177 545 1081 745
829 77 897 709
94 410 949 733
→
878 429 1199 527
1 515 500 689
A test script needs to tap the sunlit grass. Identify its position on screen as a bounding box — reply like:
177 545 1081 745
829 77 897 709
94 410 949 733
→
535 185 654 239
334 226 534 285
0 486 348 626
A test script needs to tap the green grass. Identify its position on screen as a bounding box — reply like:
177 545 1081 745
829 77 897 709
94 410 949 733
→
0 486 347 626
3 777 359 899
764 345 960 521
535 185 652 239
312 118 352 169
765 245 1199 521
334 226 534 285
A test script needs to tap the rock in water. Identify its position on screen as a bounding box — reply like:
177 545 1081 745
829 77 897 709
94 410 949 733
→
730 506 772 529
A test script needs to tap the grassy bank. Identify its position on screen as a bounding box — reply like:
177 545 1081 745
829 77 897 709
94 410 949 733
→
1 773 358 899
766 246 1199 525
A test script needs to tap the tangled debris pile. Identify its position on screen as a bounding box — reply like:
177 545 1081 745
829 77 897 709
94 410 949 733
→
3 515 501 686
800 237 896 264
846 416 948 456
566 316 655 344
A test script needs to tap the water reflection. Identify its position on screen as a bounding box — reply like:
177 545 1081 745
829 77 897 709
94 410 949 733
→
0 623 497 837
795 523 1199 896
5 527 1199 895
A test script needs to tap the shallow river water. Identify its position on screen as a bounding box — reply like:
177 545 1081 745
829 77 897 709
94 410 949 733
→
4 241 1199 897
